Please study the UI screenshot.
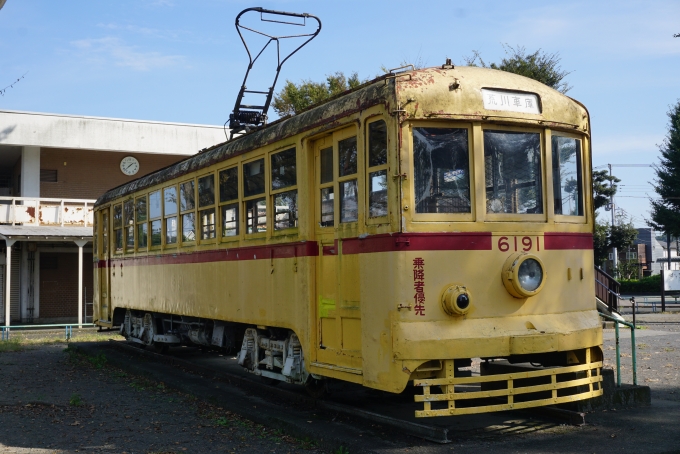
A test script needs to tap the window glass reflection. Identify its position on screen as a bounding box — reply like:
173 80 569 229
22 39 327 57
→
552 136 583 216
484 131 542 214
413 128 470 214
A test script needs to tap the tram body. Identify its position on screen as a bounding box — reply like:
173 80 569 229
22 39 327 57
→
94 66 603 416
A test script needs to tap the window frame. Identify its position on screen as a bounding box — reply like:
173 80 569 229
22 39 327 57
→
408 121 475 223
196 172 218 244
218 165 241 242
481 124 546 223
179 178 197 246
365 118 389 225
549 130 588 225
123 198 135 253
148 189 163 250
135 195 148 252
269 146 299 234
242 156 268 237
163 184 179 247
112 203 124 255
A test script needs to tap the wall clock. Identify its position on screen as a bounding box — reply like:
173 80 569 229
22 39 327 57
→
120 156 140 176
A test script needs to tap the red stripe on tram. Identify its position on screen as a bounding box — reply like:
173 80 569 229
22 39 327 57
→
543 232 593 250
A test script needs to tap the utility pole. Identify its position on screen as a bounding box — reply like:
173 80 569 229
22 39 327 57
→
609 164 618 277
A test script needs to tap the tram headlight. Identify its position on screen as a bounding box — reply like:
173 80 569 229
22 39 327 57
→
502 253 545 298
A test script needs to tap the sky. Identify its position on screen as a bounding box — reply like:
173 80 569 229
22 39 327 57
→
0 0 678 228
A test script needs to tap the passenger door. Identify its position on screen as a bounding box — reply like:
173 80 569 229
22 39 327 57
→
97 209 111 323
313 129 363 370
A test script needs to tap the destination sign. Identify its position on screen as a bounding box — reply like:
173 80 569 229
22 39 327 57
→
481 88 541 115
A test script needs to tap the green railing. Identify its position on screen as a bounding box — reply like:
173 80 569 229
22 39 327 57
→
599 313 637 387
1 323 96 341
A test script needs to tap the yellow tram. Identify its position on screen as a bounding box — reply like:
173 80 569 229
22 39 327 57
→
94 64 603 417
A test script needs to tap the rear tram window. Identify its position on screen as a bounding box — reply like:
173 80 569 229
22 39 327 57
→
123 199 134 252
271 148 298 230
413 127 470 214
102 211 108 255
180 180 196 243
136 196 148 250
199 174 216 240
338 137 358 222
219 167 239 238
113 204 123 253
244 159 267 234
368 120 388 218
484 130 542 214
149 190 162 247
164 186 178 245
552 136 583 216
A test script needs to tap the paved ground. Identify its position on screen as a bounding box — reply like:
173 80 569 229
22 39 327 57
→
0 339 322 453
1 314 679 453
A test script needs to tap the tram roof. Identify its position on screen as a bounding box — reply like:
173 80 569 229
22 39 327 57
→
96 66 587 207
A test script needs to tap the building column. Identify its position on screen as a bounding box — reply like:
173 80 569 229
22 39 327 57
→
4 239 15 327
21 146 40 198
74 240 88 328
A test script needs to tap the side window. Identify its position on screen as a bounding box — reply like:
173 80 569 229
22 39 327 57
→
180 180 196 243
102 211 109 255
243 158 266 234
123 199 134 252
367 120 388 218
338 136 358 222
552 136 583 216
414 127 470 214
136 196 148 250
198 174 216 240
149 190 162 247
319 146 334 227
113 204 123 253
164 186 178 245
271 148 298 230
219 167 239 238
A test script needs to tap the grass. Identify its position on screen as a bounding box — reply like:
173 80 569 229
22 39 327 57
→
0 330 115 348
69 393 83 407
0 338 23 352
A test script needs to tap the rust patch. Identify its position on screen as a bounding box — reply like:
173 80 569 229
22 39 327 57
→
26 206 35 218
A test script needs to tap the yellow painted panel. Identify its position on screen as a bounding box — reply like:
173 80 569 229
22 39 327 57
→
342 317 362 351
321 317 339 349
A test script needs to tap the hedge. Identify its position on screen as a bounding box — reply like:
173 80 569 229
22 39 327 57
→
619 274 662 293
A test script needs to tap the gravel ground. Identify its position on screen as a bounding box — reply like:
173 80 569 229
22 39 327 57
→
602 312 680 403
1 314 679 454
0 340 321 454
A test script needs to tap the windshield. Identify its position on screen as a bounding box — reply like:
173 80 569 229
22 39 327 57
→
413 127 471 214
484 131 542 214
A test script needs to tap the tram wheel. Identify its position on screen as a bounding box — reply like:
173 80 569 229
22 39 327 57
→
304 377 327 399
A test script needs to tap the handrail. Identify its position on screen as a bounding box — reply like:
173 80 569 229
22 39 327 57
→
599 313 637 387
1 323 96 341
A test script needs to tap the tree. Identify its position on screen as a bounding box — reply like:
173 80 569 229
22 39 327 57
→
464 45 571 94
609 222 638 251
649 100 680 238
272 72 363 117
592 170 620 211
593 218 610 266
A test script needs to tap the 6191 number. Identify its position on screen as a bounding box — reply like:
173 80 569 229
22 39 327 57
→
497 236 541 252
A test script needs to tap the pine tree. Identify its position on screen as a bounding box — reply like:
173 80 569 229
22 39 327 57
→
649 100 680 237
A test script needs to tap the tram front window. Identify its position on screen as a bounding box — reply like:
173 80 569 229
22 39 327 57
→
484 131 542 214
413 127 470 214
552 136 583 216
